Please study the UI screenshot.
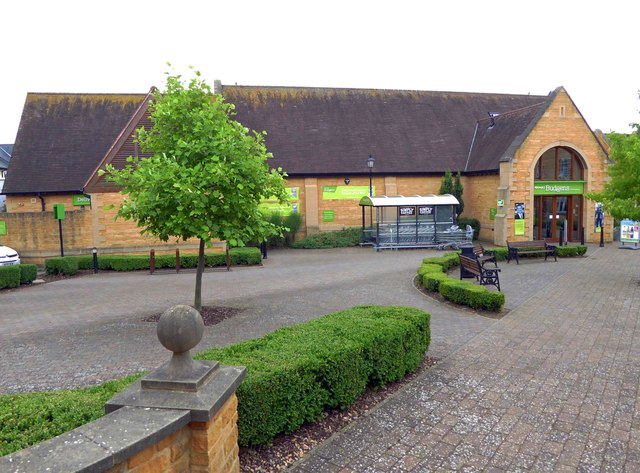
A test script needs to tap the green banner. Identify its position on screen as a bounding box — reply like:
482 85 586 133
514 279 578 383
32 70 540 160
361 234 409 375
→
534 181 584 195
323 210 335 222
489 208 497 220
259 202 299 216
72 194 91 206
0 221 6 236
323 186 373 200
514 219 525 236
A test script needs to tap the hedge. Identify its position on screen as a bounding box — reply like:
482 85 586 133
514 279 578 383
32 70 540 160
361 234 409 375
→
195 305 431 446
0 305 430 455
0 266 20 289
44 247 262 275
18 264 38 285
418 251 505 311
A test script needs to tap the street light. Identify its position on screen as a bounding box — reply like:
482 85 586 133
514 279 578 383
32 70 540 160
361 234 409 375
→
367 155 375 197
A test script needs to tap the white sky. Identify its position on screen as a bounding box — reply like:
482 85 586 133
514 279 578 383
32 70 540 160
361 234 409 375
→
2 0 638 143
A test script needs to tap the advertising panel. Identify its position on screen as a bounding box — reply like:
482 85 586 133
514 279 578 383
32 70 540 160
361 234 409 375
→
322 186 373 200
620 219 640 244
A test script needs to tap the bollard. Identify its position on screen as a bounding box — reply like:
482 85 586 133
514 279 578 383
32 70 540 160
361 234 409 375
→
226 247 230 271
176 249 180 273
92 247 98 273
150 249 155 274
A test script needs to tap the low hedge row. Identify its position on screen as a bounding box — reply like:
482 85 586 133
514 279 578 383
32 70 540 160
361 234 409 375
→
417 251 505 311
45 247 262 275
195 305 431 446
486 245 587 262
0 264 38 289
0 305 430 455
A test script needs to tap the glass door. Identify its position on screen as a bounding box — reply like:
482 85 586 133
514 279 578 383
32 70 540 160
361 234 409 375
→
534 195 581 242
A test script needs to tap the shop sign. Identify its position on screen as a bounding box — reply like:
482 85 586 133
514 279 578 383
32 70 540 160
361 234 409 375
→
322 186 373 200
72 194 91 206
259 202 299 215
0 221 6 235
514 219 525 236
419 206 434 215
399 206 415 216
620 219 640 244
534 181 584 195
323 210 335 222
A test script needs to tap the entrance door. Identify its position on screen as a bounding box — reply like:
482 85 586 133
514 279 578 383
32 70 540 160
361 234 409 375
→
534 196 581 242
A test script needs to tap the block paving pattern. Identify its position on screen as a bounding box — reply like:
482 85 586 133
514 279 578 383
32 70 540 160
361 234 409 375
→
290 245 640 472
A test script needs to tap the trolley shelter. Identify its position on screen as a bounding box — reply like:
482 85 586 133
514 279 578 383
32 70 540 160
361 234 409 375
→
359 195 471 250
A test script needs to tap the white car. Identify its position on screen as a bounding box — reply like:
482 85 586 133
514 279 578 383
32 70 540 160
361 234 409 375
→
0 245 20 266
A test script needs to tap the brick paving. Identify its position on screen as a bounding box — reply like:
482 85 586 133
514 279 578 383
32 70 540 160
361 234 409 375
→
2 243 633 471
290 244 640 472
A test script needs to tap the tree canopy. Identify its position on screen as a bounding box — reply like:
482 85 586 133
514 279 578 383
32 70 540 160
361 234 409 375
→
102 67 289 308
587 124 640 221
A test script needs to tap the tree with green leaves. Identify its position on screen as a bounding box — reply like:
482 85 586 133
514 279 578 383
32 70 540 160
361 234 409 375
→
453 171 464 216
102 67 289 310
439 170 453 195
587 102 640 221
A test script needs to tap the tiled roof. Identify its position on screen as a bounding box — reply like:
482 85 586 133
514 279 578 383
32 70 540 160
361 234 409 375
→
221 86 547 175
3 93 146 194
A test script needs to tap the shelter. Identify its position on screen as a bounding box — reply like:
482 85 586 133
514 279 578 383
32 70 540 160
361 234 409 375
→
360 195 471 250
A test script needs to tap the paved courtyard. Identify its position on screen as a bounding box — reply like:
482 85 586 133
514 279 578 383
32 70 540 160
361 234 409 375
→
1 243 637 471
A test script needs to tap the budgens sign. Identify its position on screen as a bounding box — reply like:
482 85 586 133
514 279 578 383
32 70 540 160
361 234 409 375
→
533 181 584 196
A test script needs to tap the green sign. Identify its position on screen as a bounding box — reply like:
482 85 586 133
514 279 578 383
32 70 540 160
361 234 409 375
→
72 194 91 206
53 203 65 220
0 221 6 236
262 187 300 203
323 186 373 200
534 181 584 195
514 219 525 236
323 210 335 222
259 202 299 215
489 208 497 220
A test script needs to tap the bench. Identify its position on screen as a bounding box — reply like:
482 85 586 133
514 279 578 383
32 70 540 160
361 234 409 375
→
472 243 497 267
459 254 501 291
506 240 557 264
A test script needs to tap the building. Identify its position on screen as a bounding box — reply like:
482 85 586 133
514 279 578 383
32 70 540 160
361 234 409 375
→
0 85 611 263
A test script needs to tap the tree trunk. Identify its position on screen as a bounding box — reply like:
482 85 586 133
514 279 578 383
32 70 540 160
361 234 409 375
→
194 238 205 311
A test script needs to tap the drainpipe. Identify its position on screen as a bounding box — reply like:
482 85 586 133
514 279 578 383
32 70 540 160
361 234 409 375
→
37 193 45 211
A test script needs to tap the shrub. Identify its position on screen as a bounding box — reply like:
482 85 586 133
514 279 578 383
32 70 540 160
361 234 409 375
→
423 271 450 292
557 245 587 257
264 212 303 247
457 217 480 240
417 263 444 285
195 305 430 446
0 374 142 457
0 266 20 289
18 264 38 284
421 251 460 272
45 257 78 276
290 227 361 249
439 279 505 311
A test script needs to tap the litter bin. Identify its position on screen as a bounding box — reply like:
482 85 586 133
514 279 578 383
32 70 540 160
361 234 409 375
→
459 244 476 278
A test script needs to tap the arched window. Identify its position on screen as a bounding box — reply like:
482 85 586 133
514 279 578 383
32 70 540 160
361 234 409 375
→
534 147 584 181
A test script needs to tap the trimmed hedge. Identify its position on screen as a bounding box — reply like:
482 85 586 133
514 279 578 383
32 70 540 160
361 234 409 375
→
44 247 262 275
0 266 20 289
290 227 361 249
0 375 141 457
19 264 38 285
557 245 587 257
195 305 430 446
418 252 505 311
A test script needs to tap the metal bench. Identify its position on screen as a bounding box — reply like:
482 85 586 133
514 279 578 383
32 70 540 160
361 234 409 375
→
459 254 501 291
472 243 497 267
506 240 557 264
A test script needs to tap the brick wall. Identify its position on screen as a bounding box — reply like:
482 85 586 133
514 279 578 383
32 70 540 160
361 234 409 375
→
464 174 499 240
500 89 611 245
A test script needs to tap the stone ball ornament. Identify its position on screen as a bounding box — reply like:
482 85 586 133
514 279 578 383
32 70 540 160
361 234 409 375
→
157 305 204 354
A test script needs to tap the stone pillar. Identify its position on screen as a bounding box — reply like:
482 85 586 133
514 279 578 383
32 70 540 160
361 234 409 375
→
106 305 246 473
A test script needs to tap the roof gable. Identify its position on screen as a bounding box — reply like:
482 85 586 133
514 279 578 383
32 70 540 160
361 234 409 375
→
3 93 146 194
222 86 546 175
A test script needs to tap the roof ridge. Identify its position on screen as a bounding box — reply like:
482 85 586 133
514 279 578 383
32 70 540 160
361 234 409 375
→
477 102 547 122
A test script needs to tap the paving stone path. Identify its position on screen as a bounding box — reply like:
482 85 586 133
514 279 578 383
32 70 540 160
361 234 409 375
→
290 244 640 472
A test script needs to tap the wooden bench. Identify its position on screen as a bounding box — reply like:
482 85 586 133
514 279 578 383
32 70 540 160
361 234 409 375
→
506 240 557 264
459 254 501 291
472 243 497 267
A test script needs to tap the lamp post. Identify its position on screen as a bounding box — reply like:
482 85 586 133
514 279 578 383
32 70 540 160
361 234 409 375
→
367 155 375 197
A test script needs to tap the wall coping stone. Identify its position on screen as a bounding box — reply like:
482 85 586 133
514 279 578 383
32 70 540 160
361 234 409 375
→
0 406 190 473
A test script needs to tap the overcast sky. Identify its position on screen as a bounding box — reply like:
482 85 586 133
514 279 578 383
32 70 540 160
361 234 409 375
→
2 0 638 143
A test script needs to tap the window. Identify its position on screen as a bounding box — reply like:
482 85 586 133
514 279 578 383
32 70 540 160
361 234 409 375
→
535 147 583 181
